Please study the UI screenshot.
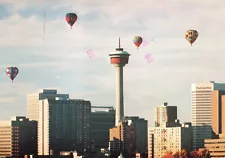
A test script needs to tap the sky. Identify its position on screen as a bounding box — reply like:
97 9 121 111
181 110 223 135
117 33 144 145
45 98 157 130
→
1 0 225 126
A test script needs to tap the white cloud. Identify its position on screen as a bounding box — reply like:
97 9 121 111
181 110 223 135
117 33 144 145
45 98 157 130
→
1 0 225 125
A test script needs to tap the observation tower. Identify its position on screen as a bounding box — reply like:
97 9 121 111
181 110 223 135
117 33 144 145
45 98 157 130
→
109 38 130 126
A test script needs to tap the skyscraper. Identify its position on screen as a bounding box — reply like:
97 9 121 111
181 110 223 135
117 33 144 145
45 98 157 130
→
27 89 69 121
38 99 91 155
191 81 225 149
109 38 130 126
154 102 177 127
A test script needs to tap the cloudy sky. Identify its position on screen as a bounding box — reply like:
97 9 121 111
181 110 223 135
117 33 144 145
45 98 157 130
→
0 0 225 126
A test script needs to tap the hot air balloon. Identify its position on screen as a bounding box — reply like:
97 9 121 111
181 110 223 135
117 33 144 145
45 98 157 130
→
133 36 143 49
65 13 77 29
5 67 19 83
185 30 198 46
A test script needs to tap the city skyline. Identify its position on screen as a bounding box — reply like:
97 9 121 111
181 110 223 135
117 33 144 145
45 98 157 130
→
1 0 225 126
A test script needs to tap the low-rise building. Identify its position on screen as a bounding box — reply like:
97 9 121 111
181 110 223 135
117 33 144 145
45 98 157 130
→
204 134 225 157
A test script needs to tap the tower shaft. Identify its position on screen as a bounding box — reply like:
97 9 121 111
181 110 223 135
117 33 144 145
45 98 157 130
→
115 65 124 126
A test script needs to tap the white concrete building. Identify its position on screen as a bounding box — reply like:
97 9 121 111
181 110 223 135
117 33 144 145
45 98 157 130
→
149 123 192 158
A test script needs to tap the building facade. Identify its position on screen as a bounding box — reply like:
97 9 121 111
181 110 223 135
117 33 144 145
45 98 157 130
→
109 117 147 158
27 89 69 121
123 117 148 153
148 128 154 158
204 134 225 157
154 102 177 127
38 99 91 155
211 90 225 137
90 106 115 150
0 116 37 158
191 81 225 149
150 123 192 158
109 121 133 158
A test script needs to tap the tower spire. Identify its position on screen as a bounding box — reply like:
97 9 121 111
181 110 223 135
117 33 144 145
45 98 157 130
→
119 37 121 48
116 37 123 51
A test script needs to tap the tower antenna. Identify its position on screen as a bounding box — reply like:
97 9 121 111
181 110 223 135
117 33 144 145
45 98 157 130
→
116 37 123 51
119 37 120 48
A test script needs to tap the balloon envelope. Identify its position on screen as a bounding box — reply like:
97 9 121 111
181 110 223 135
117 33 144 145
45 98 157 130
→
133 36 143 48
65 13 77 28
185 30 198 45
5 67 19 82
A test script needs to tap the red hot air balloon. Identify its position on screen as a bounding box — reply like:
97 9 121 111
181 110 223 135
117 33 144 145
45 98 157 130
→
65 13 77 29
133 36 143 49
5 67 19 83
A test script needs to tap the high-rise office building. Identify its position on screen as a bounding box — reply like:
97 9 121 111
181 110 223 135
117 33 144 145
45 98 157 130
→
211 90 225 136
90 106 115 150
154 102 177 127
38 98 91 155
27 89 69 121
191 81 225 149
0 116 37 158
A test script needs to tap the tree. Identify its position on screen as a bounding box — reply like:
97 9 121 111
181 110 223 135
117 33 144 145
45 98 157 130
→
162 151 173 158
162 149 210 158
189 150 199 158
173 151 180 158
198 149 210 158
180 149 188 158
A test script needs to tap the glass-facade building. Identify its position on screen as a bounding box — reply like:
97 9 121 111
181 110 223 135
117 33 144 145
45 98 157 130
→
90 106 115 149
